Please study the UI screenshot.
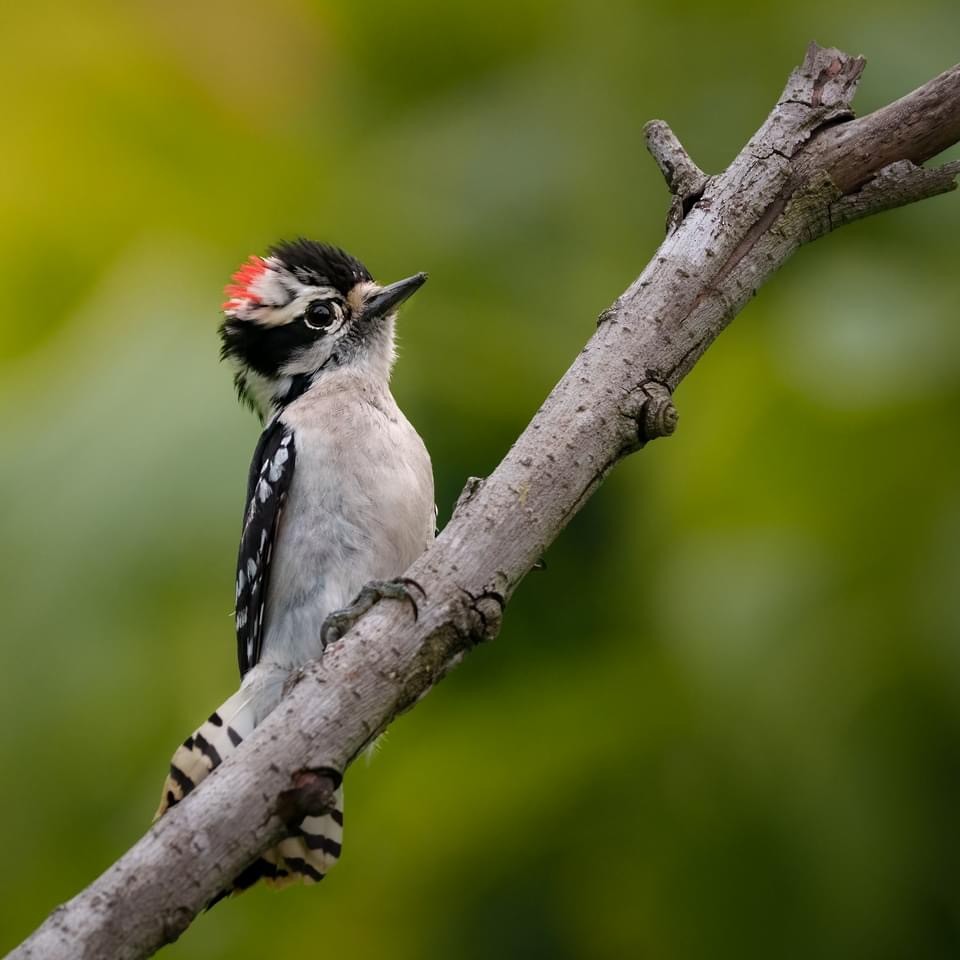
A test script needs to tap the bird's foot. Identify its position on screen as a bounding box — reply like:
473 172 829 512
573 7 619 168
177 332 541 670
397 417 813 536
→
321 578 423 647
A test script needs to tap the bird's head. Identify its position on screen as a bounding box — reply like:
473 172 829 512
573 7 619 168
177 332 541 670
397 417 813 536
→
219 238 426 418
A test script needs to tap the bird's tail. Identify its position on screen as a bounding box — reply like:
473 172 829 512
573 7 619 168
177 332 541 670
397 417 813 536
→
155 686 259 819
155 682 344 898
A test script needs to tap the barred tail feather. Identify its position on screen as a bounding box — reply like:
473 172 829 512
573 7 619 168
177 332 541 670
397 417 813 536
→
155 687 258 819
155 684 345 898
268 797 344 887
216 792 345 897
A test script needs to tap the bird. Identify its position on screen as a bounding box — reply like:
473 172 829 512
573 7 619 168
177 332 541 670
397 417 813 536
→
154 238 436 898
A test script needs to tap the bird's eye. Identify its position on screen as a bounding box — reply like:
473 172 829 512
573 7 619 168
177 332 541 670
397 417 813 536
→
303 300 336 331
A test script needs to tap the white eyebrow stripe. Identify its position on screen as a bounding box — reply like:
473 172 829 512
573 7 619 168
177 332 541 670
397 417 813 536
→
248 266 344 326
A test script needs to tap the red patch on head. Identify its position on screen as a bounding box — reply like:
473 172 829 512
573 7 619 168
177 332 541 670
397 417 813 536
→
222 255 268 311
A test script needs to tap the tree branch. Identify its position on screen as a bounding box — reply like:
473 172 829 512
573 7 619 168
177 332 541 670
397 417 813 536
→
8 42 960 960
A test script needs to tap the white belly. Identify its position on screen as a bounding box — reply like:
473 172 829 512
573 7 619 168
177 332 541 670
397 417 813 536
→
260 374 435 670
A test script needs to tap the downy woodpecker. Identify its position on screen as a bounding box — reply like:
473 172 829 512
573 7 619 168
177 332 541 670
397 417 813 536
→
156 239 435 897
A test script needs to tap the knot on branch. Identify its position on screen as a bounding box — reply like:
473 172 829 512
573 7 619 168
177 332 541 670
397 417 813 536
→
276 768 341 829
640 382 678 441
452 476 485 516
160 907 193 945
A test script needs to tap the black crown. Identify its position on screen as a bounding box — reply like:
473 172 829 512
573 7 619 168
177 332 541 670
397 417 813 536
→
269 239 373 294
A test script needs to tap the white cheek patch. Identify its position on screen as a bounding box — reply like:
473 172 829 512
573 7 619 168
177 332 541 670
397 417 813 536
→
282 337 336 376
278 298 349 376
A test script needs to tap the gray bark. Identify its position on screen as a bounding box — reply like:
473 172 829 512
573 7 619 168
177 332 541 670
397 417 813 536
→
7 42 960 960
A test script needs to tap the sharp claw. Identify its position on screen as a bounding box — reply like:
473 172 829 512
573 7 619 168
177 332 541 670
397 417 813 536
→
393 577 425 620
321 617 344 648
396 577 426 599
321 578 424 647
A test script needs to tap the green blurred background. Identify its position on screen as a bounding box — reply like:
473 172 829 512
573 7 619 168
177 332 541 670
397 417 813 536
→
2 1 960 957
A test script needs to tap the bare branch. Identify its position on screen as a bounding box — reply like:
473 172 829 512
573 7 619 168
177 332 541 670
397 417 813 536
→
7 42 960 960
643 119 708 231
828 159 960 229
802 61 960 191
644 119 708 198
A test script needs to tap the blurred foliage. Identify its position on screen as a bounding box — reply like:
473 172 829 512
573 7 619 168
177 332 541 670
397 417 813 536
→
2 1 959 958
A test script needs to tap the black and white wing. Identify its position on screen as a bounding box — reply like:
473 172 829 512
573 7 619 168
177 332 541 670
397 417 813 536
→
235 418 296 677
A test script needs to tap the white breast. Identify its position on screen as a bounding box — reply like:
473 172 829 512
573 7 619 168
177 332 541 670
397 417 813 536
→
260 371 435 670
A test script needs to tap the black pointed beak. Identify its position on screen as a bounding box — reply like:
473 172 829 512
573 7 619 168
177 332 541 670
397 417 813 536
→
362 272 428 321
